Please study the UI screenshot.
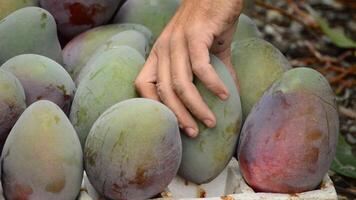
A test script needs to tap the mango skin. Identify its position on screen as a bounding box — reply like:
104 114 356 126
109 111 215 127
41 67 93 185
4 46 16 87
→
62 23 152 79
114 0 180 41
84 98 182 200
0 7 62 65
233 14 261 42
232 38 291 120
238 67 339 193
75 30 150 84
0 0 38 20
178 56 242 184
1 54 76 114
0 69 26 153
40 0 121 38
1 100 83 200
70 46 145 148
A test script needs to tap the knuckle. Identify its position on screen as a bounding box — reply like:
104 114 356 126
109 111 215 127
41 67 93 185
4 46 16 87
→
156 82 170 101
192 64 206 76
172 79 187 96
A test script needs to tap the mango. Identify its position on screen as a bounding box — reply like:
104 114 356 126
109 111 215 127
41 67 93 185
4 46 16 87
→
39 0 121 38
1 54 75 114
0 7 62 65
114 0 180 41
0 0 38 20
178 55 242 184
84 98 182 200
63 23 152 79
231 38 291 120
70 46 145 147
233 14 261 42
0 69 26 153
75 30 150 84
1 100 83 199
238 67 339 193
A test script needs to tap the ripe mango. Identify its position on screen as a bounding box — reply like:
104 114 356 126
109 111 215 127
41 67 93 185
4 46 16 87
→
238 68 339 193
178 55 242 184
1 54 76 114
62 23 152 79
0 7 62 65
39 0 121 38
114 0 180 41
1 100 83 199
84 98 182 200
231 38 291 120
0 69 26 153
70 46 145 147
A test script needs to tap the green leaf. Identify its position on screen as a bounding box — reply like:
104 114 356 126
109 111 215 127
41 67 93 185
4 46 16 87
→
331 135 356 178
306 5 356 48
316 17 356 48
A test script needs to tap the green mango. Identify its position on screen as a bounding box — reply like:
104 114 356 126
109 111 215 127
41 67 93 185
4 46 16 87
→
0 0 38 20
0 7 62 65
114 0 180 41
69 46 145 148
62 23 152 79
233 13 261 42
232 38 291 120
75 29 150 84
0 69 26 153
238 67 338 193
85 98 181 200
179 55 242 184
1 54 75 114
1 100 83 199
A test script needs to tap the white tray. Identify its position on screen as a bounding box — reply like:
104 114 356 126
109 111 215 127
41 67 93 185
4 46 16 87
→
80 158 337 200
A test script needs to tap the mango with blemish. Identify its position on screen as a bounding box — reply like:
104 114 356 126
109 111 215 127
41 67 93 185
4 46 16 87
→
238 67 339 193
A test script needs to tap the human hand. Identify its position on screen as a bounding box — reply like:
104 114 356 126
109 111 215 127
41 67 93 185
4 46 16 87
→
135 0 243 137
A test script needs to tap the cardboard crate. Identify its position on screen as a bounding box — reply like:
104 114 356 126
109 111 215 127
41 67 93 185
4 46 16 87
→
80 158 337 200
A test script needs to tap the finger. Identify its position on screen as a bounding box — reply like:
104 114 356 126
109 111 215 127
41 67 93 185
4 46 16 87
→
212 22 238 85
170 32 216 128
156 41 198 137
187 35 230 100
214 47 237 84
135 51 160 101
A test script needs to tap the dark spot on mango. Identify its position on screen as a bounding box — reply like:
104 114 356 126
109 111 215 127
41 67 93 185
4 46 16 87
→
56 85 67 95
13 184 33 199
45 178 65 193
289 193 299 197
85 148 97 166
65 3 105 26
54 115 60 124
41 12 47 21
305 147 319 172
129 166 150 187
307 130 322 141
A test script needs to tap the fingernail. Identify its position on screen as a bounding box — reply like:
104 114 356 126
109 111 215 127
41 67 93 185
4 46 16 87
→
219 93 229 100
185 128 197 137
204 119 215 128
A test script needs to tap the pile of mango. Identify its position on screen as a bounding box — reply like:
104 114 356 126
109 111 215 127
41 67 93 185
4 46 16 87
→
0 0 339 200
